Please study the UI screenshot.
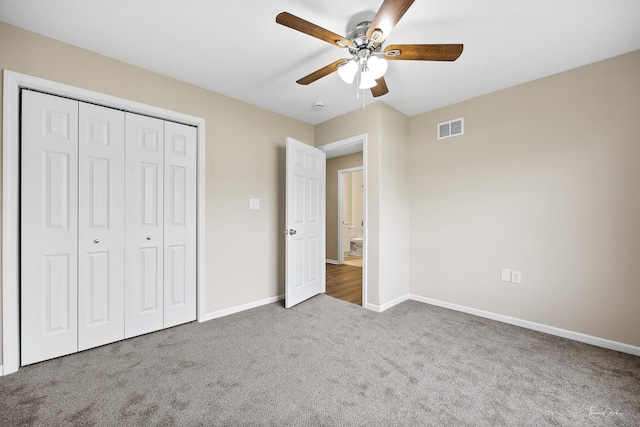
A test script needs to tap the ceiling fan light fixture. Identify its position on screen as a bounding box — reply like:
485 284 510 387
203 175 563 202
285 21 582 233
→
338 59 358 84
366 56 388 79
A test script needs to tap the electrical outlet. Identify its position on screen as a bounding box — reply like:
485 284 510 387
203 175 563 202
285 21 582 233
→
511 271 521 284
249 198 260 210
501 268 511 282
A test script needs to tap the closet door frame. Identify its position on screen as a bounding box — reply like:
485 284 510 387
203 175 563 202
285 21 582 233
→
2 70 207 375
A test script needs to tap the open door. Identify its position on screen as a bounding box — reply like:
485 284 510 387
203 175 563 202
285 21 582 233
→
285 137 326 308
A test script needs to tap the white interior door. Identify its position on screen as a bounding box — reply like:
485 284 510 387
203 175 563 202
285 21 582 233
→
285 137 326 308
163 121 197 327
77 102 125 350
21 90 79 365
124 112 164 338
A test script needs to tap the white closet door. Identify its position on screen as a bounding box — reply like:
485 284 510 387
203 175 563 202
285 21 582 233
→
124 113 165 338
78 102 125 350
21 90 79 365
163 121 197 327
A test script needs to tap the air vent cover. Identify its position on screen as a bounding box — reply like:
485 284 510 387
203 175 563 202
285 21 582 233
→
438 118 464 140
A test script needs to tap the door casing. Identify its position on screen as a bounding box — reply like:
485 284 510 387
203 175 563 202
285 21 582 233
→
317 135 368 308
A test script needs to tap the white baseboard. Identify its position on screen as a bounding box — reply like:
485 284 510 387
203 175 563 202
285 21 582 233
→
409 294 640 357
326 259 338 265
197 290 640 357
365 303 381 312
201 294 285 322
366 294 410 313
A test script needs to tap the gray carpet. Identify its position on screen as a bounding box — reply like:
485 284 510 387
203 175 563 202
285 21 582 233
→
1 294 638 426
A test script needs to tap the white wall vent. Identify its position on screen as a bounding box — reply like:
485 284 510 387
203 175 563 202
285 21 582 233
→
437 118 464 140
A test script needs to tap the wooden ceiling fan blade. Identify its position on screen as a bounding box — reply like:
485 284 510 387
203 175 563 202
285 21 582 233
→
384 44 464 61
366 0 415 43
297 59 349 85
370 77 389 97
276 12 353 48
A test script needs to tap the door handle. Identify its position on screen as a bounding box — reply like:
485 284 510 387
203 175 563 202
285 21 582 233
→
283 229 297 235
93 239 100 244
146 236 152 240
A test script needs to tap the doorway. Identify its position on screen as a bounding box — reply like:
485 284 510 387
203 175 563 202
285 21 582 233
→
317 135 367 307
338 167 364 267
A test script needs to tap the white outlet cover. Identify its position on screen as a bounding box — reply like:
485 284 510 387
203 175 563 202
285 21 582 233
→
501 268 511 282
249 198 260 210
511 271 522 284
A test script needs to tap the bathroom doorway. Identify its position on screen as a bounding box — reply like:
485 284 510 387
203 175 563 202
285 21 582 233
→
338 167 364 266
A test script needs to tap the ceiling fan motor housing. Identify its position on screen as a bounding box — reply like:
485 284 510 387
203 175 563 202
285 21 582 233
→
347 21 382 56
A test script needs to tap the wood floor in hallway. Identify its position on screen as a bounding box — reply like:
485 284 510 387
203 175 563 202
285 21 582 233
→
326 262 362 306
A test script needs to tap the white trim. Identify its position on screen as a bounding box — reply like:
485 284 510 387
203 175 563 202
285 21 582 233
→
409 295 640 357
317 134 368 307
202 295 285 321
337 166 364 265
366 293 640 355
325 259 339 265
2 70 206 375
338 171 345 264
365 303 382 312
318 135 363 159
196 122 207 324
3 70 22 375
366 294 410 313
0 365 3 376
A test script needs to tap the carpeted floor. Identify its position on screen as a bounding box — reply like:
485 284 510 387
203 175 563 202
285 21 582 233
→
1 294 638 426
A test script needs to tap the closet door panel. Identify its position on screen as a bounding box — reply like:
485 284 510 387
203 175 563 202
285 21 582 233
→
163 122 197 327
78 102 125 351
21 90 79 365
125 113 164 338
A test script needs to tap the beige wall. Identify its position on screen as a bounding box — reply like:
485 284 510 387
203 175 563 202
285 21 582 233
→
0 23 315 363
326 152 363 261
379 104 411 304
409 50 640 346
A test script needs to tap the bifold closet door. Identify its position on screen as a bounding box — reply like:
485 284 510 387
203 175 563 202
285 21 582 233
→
124 113 165 338
164 121 197 327
77 102 126 351
21 92 197 363
21 90 79 365
124 115 197 336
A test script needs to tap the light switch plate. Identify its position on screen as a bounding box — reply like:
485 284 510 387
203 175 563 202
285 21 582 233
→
501 268 511 282
511 271 521 284
249 198 260 210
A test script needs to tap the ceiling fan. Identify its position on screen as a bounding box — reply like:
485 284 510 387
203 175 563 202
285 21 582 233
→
276 0 463 98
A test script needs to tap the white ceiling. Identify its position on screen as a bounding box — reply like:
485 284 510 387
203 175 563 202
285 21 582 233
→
1 0 639 125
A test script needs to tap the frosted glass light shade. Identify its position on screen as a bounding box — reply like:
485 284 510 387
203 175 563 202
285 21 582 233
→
359 71 378 89
338 60 358 84
367 56 388 80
